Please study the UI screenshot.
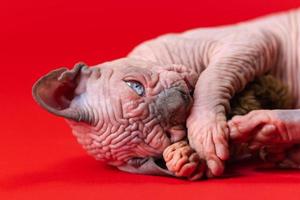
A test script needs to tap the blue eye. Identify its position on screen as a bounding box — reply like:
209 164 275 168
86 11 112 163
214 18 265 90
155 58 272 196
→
125 80 145 96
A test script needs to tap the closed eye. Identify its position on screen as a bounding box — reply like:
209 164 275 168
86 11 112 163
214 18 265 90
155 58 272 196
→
124 80 145 96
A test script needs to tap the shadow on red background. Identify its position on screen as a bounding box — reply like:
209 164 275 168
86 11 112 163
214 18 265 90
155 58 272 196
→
1 0 300 199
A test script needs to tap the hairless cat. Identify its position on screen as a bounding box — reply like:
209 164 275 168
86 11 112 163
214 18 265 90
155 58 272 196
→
33 8 300 180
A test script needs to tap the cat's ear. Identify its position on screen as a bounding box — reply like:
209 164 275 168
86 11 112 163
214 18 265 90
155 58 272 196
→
32 63 91 122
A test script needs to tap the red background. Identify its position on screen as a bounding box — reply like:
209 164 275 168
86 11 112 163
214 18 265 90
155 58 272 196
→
1 0 300 199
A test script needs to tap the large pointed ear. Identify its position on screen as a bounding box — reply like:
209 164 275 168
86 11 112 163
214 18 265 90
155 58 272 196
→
32 63 92 122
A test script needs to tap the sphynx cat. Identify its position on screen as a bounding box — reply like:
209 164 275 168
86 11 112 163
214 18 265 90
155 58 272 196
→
33 8 300 180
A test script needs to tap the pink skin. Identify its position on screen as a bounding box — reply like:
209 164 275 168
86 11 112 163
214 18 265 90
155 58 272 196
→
33 59 200 176
33 8 300 179
228 110 300 167
163 141 205 180
69 60 195 164
129 9 300 176
229 110 300 146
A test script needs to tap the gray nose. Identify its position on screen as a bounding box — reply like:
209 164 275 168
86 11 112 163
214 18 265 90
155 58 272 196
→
156 86 192 125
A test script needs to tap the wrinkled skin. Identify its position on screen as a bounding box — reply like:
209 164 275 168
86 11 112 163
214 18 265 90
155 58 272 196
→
33 59 197 175
33 8 300 179
163 141 206 180
228 110 300 168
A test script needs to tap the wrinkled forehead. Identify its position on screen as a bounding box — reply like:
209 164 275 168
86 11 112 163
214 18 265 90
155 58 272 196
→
98 59 160 87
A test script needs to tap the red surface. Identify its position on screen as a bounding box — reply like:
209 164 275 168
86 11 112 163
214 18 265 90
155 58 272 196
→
1 0 300 199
